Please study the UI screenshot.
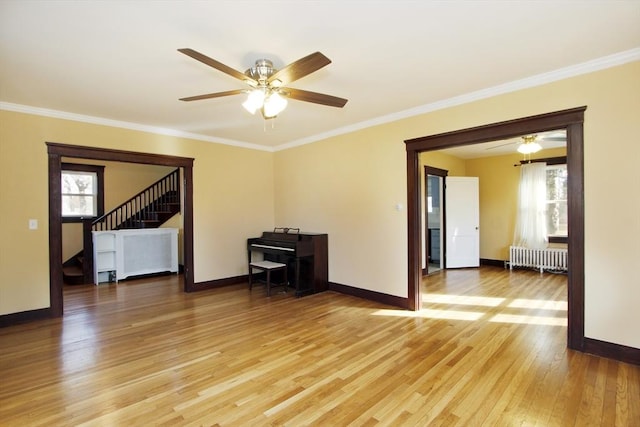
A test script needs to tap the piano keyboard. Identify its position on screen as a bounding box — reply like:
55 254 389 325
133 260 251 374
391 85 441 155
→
250 243 295 252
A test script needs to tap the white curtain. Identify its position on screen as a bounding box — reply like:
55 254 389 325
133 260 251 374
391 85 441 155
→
513 162 548 249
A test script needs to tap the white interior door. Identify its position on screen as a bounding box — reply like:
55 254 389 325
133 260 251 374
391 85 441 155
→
445 176 479 268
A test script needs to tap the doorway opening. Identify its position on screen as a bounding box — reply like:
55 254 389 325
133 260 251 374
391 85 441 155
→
424 166 447 275
47 142 195 317
405 106 586 351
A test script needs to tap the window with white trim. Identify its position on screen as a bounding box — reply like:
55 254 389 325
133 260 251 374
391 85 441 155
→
61 163 104 222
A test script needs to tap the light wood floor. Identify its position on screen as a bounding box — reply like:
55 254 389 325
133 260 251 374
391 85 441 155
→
1 267 638 426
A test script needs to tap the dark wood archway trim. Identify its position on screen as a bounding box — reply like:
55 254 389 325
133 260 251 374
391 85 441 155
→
405 106 586 352
47 143 195 167
47 142 195 317
424 165 448 177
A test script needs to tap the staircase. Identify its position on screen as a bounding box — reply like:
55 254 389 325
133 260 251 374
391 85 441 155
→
63 169 181 285
62 253 86 285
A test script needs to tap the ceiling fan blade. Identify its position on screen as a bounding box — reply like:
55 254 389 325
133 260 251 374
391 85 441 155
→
178 48 257 85
179 89 245 102
485 140 518 150
268 52 331 86
284 88 348 108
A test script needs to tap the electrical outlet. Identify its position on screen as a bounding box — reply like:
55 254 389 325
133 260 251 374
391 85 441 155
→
29 219 38 230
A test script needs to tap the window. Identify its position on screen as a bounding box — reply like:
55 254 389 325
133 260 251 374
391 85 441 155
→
61 163 104 222
546 162 568 241
62 171 96 216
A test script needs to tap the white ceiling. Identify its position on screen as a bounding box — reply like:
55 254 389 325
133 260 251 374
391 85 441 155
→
1 1 639 154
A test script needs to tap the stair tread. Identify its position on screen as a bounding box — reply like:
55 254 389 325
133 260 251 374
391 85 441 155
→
63 265 89 285
63 266 83 276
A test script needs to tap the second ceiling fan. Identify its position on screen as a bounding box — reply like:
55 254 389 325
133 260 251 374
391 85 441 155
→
486 132 567 154
178 48 348 119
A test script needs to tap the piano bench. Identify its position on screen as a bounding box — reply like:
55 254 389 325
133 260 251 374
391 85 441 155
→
248 261 288 296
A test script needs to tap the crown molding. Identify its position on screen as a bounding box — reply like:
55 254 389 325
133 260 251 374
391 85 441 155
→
2 48 638 153
0 102 274 152
274 47 640 151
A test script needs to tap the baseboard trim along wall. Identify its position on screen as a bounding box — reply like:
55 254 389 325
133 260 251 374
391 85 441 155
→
584 337 640 366
191 274 248 292
329 281 408 309
0 307 52 328
480 258 507 268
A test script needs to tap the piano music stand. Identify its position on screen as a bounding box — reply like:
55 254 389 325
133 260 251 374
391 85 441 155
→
248 260 288 296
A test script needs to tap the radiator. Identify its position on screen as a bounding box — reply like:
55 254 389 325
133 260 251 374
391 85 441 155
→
509 246 568 273
119 229 178 281
93 228 178 284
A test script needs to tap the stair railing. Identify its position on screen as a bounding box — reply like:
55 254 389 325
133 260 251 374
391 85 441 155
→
91 168 180 231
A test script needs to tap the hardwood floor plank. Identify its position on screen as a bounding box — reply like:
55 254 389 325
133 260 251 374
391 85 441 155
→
1 267 638 426
614 362 633 427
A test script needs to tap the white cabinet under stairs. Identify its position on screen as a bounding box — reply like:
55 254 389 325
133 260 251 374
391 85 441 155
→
93 228 179 284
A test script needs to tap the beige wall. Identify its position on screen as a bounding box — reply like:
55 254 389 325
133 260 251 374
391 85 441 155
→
419 150 467 176
274 61 640 348
0 112 274 314
274 126 408 297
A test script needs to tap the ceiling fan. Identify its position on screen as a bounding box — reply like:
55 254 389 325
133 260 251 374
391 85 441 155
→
178 48 348 119
486 132 566 154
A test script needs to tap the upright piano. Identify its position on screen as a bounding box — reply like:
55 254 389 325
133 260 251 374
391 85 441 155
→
247 228 328 296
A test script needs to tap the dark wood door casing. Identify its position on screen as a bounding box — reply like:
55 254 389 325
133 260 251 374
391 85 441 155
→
405 106 586 351
424 166 448 275
47 142 195 316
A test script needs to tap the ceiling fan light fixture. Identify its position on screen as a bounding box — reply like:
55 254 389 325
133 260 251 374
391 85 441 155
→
262 92 288 118
242 89 266 114
518 142 542 154
517 135 542 154
517 142 542 154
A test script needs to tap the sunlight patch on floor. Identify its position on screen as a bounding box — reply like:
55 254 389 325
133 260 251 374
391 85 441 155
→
374 292 568 326
422 293 505 307
372 308 484 321
508 298 567 311
489 313 567 326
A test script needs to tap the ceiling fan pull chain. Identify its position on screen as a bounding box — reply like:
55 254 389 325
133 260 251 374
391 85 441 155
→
263 117 278 132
